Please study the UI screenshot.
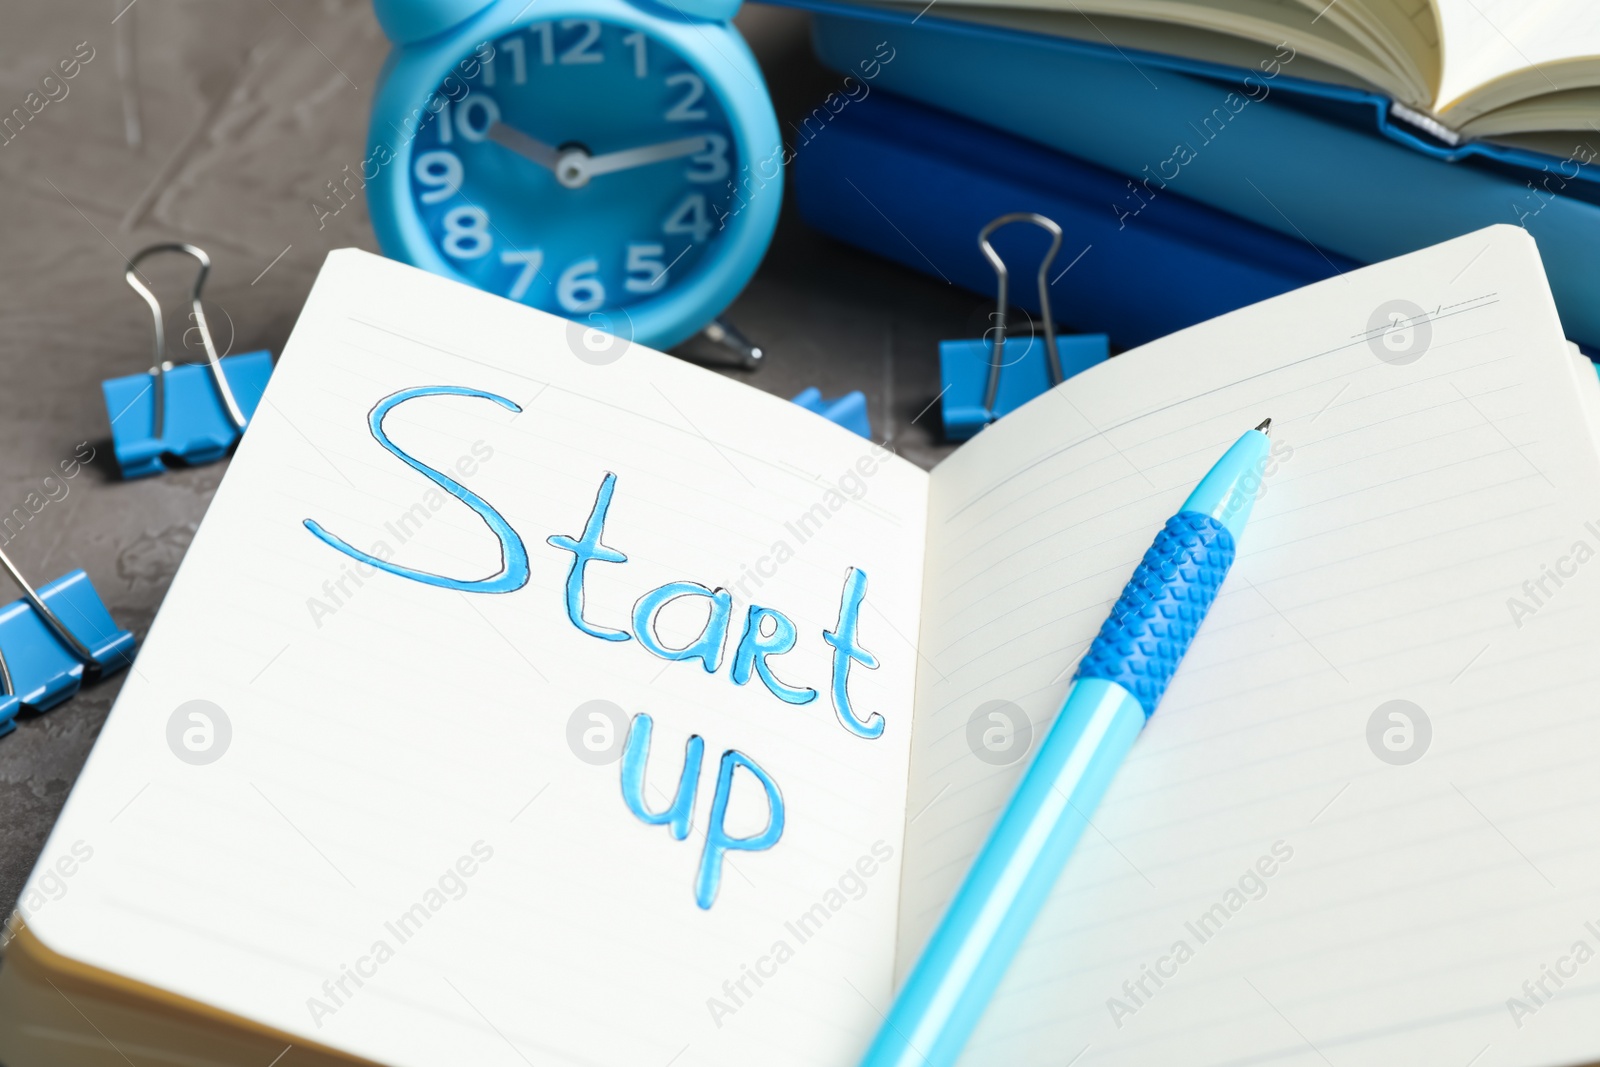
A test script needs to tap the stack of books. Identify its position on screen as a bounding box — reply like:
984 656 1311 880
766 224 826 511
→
782 0 1600 354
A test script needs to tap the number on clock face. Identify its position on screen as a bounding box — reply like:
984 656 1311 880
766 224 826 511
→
408 21 739 317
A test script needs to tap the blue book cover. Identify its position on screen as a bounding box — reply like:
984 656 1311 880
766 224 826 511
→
793 88 1354 351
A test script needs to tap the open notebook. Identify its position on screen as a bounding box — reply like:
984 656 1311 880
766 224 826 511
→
5 226 1600 1067
838 0 1600 142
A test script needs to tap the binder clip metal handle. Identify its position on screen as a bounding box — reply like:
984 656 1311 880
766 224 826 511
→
124 243 248 437
978 213 1064 411
937 213 1109 441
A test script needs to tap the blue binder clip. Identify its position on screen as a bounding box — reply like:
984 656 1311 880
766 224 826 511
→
939 213 1109 440
0 549 136 738
792 387 872 439
102 243 273 479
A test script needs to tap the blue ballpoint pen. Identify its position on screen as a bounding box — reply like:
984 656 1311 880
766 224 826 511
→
858 419 1274 1067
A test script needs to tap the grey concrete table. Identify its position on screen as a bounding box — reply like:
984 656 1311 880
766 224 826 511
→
0 0 977 915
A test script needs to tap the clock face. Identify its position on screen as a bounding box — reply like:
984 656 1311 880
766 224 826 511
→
408 20 739 321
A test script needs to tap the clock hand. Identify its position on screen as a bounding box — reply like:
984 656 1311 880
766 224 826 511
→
488 124 710 188
487 123 562 173
575 136 710 181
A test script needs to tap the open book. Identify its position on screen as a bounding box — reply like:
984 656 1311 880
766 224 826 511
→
842 0 1600 143
6 226 1600 1067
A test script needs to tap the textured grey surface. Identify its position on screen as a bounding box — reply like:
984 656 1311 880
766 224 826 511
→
0 0 976 916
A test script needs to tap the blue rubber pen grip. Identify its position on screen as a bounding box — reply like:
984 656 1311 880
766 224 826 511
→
1075 511 1237 717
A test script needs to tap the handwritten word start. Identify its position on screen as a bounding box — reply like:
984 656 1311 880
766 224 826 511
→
302 385 882 737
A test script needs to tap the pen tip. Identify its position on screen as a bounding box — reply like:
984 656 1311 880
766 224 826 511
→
1255 417 1272 436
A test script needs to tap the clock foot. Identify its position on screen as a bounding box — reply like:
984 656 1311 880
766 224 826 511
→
700 318 763 368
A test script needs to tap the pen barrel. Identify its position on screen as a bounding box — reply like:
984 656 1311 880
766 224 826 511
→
1074 510 1237 716
859 511 1239 1067
860 679 1145 1067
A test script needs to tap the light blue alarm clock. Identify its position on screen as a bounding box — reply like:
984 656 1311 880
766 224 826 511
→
368 0 782 350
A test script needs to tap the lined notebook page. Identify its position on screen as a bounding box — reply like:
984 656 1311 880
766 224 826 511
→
900 226 1600 1066
22 251 928 1067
